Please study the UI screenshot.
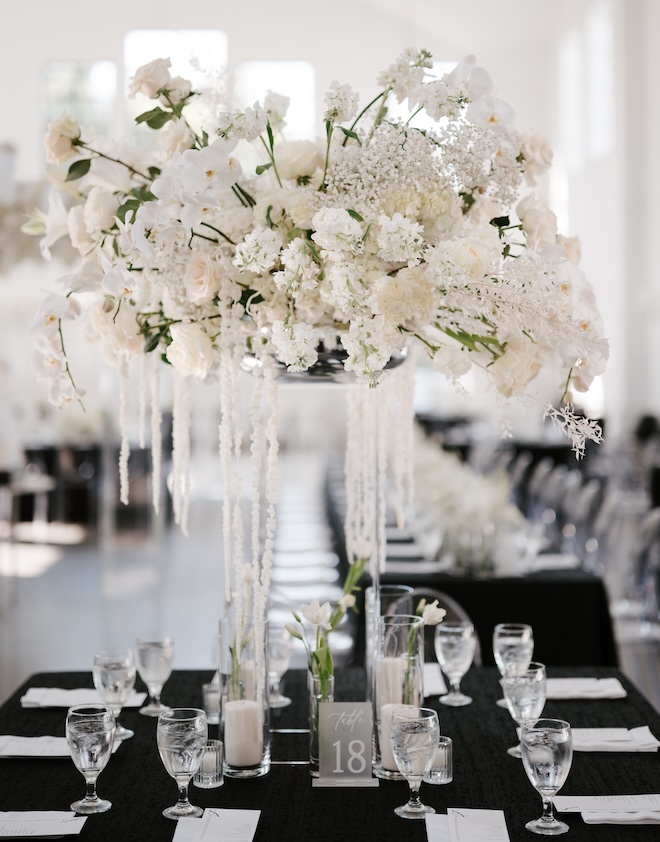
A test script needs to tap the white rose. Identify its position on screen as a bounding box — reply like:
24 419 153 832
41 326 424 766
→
374 267 438 329
44 114 81 164
275 140 324 181
128 58 172 99
490 342 541 398
67 205 95 254
83 187 119 238
159 118 195 159
520 130 553 186
165 323 214 381
183 254 220 303
516 194 557 246
159 75 192 107
451 225 501 278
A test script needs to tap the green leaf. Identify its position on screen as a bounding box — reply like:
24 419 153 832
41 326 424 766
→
239 287 264 309
116 198 141 224
346 208 364 222
266 122 274 151
338 126 361 144
147 166 161 179
64 158 91 182
256 162 273 176
490 216 510 228
135 107 166 125
287 227 304 240
146 111 174 130
144 333 162 353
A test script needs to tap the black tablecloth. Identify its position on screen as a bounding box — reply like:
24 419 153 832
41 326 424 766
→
0 668 658 841
379 568 619 668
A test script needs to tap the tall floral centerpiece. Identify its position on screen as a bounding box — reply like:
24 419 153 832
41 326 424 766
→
28 48 608 667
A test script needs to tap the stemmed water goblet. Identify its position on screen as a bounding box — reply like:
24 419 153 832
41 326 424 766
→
521 718 573 835
493 622 534 708
434 621 476 706
65 704 115 815
157 707 207 820
268 626 292 708
390 707 440 819
135 633 174 717
92 648 136 740
501 661 546 757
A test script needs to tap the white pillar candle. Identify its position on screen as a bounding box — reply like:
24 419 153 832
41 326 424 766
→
377 656 404 707
239 660 256 700
380 702 415 772
224 700 263 767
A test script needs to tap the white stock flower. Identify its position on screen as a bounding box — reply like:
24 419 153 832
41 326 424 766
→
216 103 267 142
311 207 363 255
271 320 319 371
376 47 433 103
341 316 395 383
377 213 426 265
165 322 214 380
128 58 172 99
275 140 324 181
183 254 221 303
264 90 290 131
323 81 359 124
43 114 81 164
299 598 333 629
326 259 371 317
233 227 282 273
273 239 320 293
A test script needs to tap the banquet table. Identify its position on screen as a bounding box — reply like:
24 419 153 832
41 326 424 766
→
1 667 658 841
379 567 619 668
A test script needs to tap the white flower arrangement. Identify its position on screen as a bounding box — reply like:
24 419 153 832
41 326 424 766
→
26 48 608 630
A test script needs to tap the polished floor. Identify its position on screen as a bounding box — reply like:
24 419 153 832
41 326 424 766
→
1 451 659 712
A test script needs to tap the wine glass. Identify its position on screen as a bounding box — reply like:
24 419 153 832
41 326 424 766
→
92 648 136 740
521 718 573 835
501 661 546 757
390 706 440 819
157 707 207 820
434 621 476 706
493 622 534 708
65 704 115 815
135 633 174 717
268 626 292 708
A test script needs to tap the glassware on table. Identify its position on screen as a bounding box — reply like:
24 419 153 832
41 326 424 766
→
268 626 292 708
493 622 534 708
501 661 547 757
135 633 174 717
193 739 224 789
157 707 207 819
390 706 440 819
65 704 115 815
434 621 476 707
521 718 573 835
202 682 221 724
423 734 453 785
92 648 136 740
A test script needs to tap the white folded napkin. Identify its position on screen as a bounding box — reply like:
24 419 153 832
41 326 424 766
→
528 552 581 571
582 811 660 824
0 735 123 758
424 663 448 697
0 811 86 837
545 677 627 699
20 688 146 709
572 726 660 752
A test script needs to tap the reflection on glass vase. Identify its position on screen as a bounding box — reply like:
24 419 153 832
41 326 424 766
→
309 673 335 777
218 614 271 778
372 614 424 780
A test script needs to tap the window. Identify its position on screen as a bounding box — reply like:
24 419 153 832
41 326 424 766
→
41 61 116 139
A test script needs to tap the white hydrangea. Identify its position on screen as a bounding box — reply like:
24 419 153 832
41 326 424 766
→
311 207 364 255
376 213 426 265
233 227 283 274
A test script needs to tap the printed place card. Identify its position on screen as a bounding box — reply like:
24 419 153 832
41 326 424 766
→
447 808 511 842
0 812 86 837
315 702 378 787
172 809 260 842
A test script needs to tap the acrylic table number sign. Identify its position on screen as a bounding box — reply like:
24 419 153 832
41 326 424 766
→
316 703 378 787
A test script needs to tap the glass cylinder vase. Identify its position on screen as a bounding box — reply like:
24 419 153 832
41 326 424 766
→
309 673 335 777
372 614 424 780
365 584 414 691
218 613 270 778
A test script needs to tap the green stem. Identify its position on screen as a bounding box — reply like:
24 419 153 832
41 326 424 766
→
75 140 151 181
259 135 283 188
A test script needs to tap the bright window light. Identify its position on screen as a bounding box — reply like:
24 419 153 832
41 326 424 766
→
234 61 316 140
40 61 116 140
586 0 614 160
558 29 584 175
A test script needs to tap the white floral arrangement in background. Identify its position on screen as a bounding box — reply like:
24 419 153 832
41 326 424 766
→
26 48 608 620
